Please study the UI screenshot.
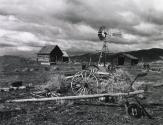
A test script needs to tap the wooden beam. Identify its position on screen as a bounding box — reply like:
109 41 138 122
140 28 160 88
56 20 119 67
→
65 76 73 79
7 90 144 103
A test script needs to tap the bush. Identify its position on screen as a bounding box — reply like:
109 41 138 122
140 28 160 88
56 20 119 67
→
39 74 65 91
98 68 142 93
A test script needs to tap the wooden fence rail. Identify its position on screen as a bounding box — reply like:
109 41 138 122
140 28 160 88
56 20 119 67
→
7 90 144 103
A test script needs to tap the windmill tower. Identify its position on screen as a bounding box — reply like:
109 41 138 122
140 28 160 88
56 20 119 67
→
98 26 109 67
97 26 122 67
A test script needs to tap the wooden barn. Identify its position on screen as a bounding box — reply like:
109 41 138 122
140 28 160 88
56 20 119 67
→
111 53 139 66
37 45 69 65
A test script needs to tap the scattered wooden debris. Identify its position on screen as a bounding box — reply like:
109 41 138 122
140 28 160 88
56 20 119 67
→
31 89 60 98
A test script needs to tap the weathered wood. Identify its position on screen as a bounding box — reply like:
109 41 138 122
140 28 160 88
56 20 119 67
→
7 90 144 103
153 83 163 88
96 71 110 75
65 71 111 79
65 76 73 79
64 71 112 80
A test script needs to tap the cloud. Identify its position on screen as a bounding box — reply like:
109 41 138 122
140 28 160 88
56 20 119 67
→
0 0 163 55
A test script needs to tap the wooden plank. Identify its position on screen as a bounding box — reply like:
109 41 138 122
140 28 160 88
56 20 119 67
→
7 90 144 103
153 83 163 88
65 76 73 79
96 71 110 75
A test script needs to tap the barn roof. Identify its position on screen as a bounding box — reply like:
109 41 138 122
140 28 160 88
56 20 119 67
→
38 45 58 54
62 50 69 57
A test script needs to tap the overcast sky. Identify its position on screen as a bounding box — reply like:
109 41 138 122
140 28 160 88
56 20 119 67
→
0 0 163 55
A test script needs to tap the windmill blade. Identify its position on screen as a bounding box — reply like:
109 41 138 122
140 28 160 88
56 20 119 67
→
98 26 107 41
111 37 127 43
111 32 122 38
104 35 131 44
109 29 122 37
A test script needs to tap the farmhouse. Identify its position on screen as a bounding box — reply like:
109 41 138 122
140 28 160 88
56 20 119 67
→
37 45 69 65
111 53 139 66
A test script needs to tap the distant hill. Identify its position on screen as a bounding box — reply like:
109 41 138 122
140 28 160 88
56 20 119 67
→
0 55 36 65
126 48 163 62
71 48 163 63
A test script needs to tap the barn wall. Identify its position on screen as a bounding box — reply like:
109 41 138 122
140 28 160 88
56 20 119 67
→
111 55 138 66
131 59 139 65
63 57 69 62
124 57 131 66
118 56 125 65
111 58 118 66
50 46 63 62
37 54 50 62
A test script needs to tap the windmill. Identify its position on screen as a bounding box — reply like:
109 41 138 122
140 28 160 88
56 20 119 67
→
97 26 122 67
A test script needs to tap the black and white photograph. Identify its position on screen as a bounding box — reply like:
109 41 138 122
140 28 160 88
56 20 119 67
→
0 0 163 124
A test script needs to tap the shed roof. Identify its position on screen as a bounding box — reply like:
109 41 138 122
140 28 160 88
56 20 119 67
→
38 45 57 54
160 56 163 60
112 53 138 60
123 53 138 60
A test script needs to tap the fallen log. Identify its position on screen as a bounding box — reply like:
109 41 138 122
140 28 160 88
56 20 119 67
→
7 90 144 103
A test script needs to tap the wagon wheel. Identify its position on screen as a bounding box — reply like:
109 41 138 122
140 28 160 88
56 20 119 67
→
71 70 99 95
87 65 99 74
127 103 144 118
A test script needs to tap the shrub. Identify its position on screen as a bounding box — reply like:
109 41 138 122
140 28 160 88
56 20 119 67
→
39 74 65 91
98 68 142 93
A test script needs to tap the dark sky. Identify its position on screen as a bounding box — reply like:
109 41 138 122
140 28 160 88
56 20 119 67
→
0 0 163 55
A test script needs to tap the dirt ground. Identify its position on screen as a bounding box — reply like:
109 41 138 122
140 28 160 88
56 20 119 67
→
0 58 163 125
0 90 163 125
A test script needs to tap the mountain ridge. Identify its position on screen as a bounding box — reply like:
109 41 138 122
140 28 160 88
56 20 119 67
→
71 48 163 62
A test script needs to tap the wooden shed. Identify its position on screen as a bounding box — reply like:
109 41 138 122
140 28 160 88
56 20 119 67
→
111 53 139 66
62 50 69 62
37 45 68 65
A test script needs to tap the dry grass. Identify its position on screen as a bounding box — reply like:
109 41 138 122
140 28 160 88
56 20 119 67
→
98 68 143 94
0 61 163 125
37 74 65 91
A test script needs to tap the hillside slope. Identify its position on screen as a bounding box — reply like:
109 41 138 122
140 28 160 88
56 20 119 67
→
71 48 163 62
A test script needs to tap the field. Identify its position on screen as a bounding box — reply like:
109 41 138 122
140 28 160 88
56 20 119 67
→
0 56 163 125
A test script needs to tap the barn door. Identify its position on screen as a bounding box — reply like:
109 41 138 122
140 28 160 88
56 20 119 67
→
118 56 124 65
